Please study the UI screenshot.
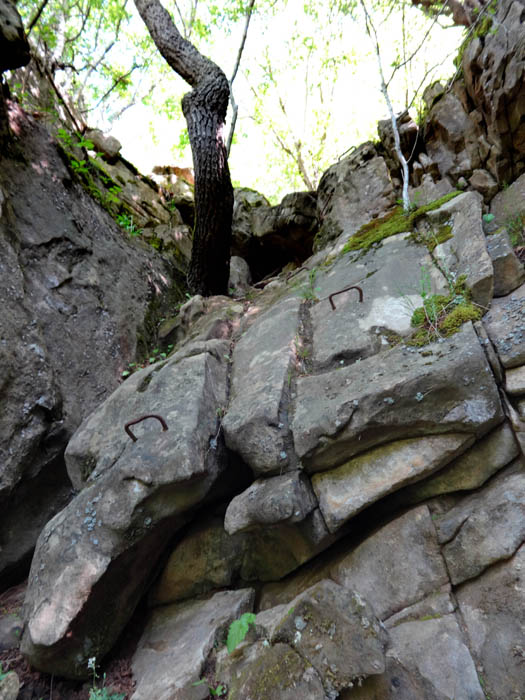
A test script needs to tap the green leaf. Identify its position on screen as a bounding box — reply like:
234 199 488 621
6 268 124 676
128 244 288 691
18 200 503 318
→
483 213 495 223
226 612 256 653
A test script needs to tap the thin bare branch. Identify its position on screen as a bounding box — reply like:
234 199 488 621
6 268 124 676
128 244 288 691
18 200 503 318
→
27 0 52 35
227 0 256 156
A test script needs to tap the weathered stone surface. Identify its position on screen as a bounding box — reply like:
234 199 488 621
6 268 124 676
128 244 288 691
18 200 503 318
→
0 671 20 700
255 580 386 695
99 158 174 228
474 319 504 383
384 586 455 629
457 543 525 700
239 508 335 583
131 589 254 700
490 172 525 226
346 615 484 700
0 0 30 72
84 128 122 160
0 107 182 585
424 89 483 181
313 434 472 532
469 168 498 201
427 191 494 308
21 343 229 678
461 0 525 184
217 641 326 700
331 506 448 620
436 466 525 585
485 230 525 297
228 255 252 297
223 296 301 475
309 233 448 369
400 421 519 502
293 323 502 472
225 472 317 535
150 516 249 605
315 142 396 251
483 282 525 368
505 364 525 395
409 173 454 207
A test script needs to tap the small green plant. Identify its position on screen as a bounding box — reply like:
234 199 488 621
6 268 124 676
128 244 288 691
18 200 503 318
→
505 213 525 247
226 612 256 653
408 273 482 346
70 158 90 175
87 658 125 700
297 268 321 302
0 662 9 681
192 679 226 696
116 213 142 237
105 185 122 206
121 344 173 379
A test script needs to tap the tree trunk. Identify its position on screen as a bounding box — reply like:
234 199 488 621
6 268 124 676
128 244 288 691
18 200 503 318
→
134 0 233 296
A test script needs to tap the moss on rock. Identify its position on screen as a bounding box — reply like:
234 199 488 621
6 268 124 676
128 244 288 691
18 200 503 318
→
342 191 461 254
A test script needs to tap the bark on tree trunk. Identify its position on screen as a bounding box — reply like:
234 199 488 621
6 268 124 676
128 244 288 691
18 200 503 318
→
134 0 233 296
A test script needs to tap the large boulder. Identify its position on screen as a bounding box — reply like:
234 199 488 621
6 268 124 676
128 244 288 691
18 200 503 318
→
20 339 230 678
292 323 503 473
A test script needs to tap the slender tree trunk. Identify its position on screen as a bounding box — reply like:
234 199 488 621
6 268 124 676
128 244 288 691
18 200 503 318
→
134 0 233 296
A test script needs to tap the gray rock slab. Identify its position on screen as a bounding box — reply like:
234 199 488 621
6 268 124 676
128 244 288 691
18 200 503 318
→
400 421 519 502
131 589 254 700
310 234 448 369
21 345 229 678
436 467 525 585
216 641 326 700
456 543 525 700
293 323 502 472
222 296 301 475
360 615 485 700
427 191 494 308
330 506 448 620
505 364 525 395
66 338 229 490
483 282 525 368
312 433 472 532
490 172 525 226
239 508 336 583
486 231 525 297
256 579 386 694
224 471 317 535
384 585 455 629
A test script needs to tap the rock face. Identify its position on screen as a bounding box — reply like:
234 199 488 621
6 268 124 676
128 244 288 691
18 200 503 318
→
315 142 396 250
424 0 525 187
0 106 184 586
7 4 525 695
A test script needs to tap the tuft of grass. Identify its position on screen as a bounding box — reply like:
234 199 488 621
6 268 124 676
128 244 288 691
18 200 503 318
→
407 275 482 346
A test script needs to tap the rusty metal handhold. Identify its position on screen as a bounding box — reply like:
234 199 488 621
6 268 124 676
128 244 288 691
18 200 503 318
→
124 414 169 442
329 285 364 310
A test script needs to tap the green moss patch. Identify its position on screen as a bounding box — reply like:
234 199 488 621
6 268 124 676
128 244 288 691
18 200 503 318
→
342 191 461 254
